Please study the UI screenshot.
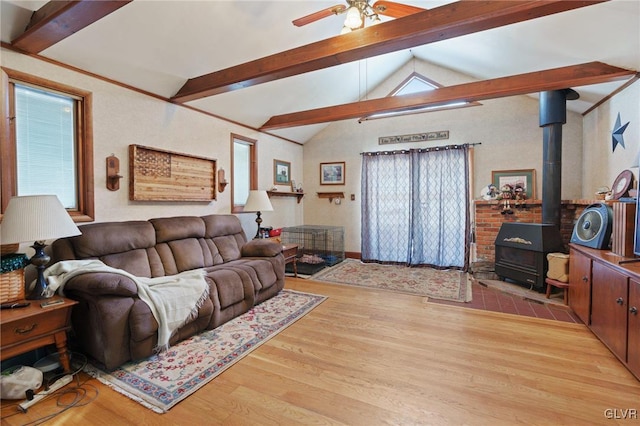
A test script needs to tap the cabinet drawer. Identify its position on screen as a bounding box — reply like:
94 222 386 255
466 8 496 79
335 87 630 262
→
1 308 69 347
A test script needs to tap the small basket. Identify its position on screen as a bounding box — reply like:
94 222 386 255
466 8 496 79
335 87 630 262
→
1 253 29 303
0 269 25 303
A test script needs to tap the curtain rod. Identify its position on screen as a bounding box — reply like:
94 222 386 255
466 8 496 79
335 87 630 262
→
360 142 481 155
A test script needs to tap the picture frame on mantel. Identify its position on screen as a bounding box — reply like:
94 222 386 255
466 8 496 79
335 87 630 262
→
320 162 345 185
274 159 291 185
492 169 536 199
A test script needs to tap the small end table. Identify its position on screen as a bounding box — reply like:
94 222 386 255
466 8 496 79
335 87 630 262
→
282 243 299 277
1 297 77 372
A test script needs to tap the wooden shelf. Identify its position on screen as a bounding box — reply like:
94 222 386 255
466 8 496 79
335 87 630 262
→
317 192 345 202
267 191 304 203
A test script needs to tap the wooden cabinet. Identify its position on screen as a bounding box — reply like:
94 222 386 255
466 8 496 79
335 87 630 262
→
569 244 640 380
590 262 629 361
1 298 77 372
629 279 640 378
569 248 591 324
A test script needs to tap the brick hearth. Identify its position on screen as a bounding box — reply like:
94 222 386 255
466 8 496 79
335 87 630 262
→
473 199 600 263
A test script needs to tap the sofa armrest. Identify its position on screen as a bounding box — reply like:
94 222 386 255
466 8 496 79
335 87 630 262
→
241 239 282 257
63 272 139 297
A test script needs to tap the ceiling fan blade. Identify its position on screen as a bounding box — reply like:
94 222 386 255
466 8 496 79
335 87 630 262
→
292 4 347 27
372 0 426 18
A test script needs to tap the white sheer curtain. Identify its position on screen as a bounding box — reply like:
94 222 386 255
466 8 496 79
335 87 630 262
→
361 145 470 269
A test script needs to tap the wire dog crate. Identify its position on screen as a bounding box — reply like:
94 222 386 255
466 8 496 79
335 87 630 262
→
281 225 345 275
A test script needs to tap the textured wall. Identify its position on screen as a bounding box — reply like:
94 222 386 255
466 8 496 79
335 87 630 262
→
1 48 304 243
303 59 584 253
582 81 640 198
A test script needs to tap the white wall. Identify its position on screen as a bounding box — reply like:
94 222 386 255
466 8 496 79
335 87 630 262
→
583 80 640 197
1 48 304 241
302 59 584 253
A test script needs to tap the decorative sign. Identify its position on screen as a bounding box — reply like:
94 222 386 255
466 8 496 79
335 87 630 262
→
129 144 216 201
378 131 449 145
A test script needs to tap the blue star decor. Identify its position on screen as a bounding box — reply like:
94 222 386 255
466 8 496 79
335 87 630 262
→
612 112 630 152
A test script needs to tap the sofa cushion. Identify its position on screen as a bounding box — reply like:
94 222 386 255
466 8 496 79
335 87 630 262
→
101 249 154 277
151 217 205 243
72 221 155 258
213 235 242 262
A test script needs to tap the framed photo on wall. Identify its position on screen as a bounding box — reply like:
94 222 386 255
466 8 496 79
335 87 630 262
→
274 159 291 185
492 169 536 199
320 162 345 185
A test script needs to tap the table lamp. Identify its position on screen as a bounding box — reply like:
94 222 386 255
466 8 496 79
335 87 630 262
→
0 195 81 299
244 190 273 239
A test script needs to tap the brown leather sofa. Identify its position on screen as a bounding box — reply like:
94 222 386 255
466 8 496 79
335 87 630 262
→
51 214 285 370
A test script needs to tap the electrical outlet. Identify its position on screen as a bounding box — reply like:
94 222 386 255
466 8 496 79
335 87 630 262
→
350 194 355 201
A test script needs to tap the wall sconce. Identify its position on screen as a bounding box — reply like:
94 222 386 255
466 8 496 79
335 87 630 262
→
218 169 229 193
106 154 123 191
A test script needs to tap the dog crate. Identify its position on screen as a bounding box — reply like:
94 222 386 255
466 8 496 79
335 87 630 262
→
281 225 345 275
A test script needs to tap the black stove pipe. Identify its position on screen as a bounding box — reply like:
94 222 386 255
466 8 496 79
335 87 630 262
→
539 89 579 228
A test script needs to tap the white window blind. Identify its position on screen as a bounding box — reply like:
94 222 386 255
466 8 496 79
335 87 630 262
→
15 84 77 209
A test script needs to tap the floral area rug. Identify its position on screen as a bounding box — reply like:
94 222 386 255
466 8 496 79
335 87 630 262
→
311 259 471 302
84 289 326 413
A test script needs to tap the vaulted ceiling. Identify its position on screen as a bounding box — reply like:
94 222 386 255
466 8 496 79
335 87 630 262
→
1 0 639 144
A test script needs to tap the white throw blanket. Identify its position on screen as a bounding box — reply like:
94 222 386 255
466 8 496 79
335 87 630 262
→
44 260 210 351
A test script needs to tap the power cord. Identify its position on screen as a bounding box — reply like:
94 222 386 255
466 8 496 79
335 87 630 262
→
0 352 100 425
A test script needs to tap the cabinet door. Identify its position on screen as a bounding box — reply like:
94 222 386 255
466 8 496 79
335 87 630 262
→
569 248 591 324
591 262 628 361
629 279 640 378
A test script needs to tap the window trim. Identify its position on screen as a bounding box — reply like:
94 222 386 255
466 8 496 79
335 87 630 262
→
1 67 94 222
230 133 257 214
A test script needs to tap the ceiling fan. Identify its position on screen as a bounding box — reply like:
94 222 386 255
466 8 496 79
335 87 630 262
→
292 0 426 33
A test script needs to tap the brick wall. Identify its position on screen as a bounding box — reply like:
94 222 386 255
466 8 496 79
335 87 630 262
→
473 199 599 263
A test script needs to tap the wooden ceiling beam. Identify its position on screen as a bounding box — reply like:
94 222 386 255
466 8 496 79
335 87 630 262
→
11 0 132 54
171 0 608 103
260 62 636 130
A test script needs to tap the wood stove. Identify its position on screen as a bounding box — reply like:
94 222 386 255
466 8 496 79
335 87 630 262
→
494 223 564 292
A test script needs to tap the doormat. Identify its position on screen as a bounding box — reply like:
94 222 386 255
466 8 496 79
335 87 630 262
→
311 259 471 302
84 289 326 413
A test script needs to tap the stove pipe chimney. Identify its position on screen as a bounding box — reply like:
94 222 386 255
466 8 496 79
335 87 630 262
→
539 89 579 228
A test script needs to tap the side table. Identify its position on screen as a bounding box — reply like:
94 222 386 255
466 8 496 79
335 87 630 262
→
282 243 299 277
1 298 78 372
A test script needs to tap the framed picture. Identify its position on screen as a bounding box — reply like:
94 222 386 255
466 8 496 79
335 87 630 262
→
492 169 536 199
274 159 291 185
320 162 345 185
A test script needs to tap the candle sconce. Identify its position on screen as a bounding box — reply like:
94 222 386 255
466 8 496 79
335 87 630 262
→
218 169 229 193
106 154 123 191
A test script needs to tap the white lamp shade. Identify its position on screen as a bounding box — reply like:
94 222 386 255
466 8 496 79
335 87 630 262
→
243 190 273 213
0 195 81 244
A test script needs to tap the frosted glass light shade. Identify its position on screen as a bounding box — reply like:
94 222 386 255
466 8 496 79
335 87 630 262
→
344 6 363 29
1 195 81 244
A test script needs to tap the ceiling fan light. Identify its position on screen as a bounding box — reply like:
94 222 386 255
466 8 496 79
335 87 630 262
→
344 6 363 29
340 25 353 35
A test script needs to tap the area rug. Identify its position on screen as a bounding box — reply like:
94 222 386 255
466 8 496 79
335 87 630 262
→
84 289 326 413
311 259 471 302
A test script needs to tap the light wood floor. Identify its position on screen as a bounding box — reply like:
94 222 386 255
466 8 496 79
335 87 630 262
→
2 277 639 425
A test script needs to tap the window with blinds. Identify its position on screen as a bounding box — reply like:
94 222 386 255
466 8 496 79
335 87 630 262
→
1 68 94 221
15 84 78 209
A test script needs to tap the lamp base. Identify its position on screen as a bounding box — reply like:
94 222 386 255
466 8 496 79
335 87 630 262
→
254 211 263 239
26 242 51 300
